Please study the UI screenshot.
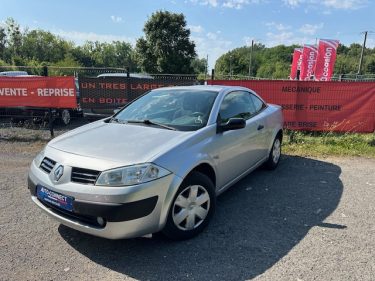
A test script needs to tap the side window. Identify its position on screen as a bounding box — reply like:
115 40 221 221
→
249 94 266 113
219 91 256 122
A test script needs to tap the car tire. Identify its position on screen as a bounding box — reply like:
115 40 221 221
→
60 109 71 126
162 171 216 240
265 135 282 170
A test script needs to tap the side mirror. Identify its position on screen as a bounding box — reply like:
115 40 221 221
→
217 118 246 133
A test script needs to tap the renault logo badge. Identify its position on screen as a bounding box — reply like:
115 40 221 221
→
54 165 64 181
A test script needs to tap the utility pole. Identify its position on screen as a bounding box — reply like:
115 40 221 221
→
248 39 254 77
358 31 368 75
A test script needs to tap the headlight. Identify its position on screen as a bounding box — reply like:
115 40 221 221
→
96 163 171 186
33 148 45 166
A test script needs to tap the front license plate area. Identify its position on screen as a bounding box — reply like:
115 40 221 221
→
37 185 74 212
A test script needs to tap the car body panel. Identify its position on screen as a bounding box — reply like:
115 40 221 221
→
48 121 193 166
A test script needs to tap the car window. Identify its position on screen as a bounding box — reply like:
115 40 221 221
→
115 89 218 131
249 94 266 113
219 91 256 123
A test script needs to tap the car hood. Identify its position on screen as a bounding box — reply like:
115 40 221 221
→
48 121 192 165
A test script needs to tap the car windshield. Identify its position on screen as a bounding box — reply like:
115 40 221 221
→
114 89 218 131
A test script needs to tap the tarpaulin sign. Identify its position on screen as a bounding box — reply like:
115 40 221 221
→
208 80 375 133
79 76 197 109
0 76 77 108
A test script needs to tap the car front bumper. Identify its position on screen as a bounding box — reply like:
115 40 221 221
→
28 159 183 239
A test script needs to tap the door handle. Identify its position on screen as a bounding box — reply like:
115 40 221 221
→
257 124 264 130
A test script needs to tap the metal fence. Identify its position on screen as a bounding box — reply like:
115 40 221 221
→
331 73 375 82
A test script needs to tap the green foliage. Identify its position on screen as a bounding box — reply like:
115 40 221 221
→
0 59 8 66
216 42 375 78
0 26 6 60
135 11 196 74
191 57 207 74
5 17 22 58
215 44 265 77
0 18 143 71
284 131 375 157
366 56 375 73
73 41 138 70
21 29 71 63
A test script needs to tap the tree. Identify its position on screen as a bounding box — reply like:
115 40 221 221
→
135 11 196 74
365 55 375 74
5 18 22 60
0 26 6 60
215 43 266 77
73 41 138 70
191 57 207 74
21 29 71 63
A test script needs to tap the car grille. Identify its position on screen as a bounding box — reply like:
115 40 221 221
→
71 167 100 185
40 157 56 174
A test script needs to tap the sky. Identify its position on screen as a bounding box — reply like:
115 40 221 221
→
1 0 374 69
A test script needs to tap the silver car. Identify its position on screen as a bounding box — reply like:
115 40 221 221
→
28 85 283 240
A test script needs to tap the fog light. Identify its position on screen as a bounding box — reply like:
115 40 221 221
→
97 217 105 226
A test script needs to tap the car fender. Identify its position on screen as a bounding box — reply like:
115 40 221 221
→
152 127 218 229
266 105 284 153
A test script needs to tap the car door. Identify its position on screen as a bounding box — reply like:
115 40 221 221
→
213 90 265 188
248 92 270 159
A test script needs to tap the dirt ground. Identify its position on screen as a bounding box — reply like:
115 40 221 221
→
0 138 374 281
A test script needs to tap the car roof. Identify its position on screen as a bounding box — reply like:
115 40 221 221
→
13 75 42 77
152 85 249 92
97 73 153 79
0 71 29 76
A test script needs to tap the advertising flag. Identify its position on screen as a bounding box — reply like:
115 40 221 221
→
300 44 318 81
290 48 303 80
314 39 340 81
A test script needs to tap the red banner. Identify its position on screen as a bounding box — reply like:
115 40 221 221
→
290 48 303 80
208 80 375 133
0 76 77 108
300 44 318 81
314 39 340 81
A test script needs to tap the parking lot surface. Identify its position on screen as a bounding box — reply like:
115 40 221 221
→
0 140 374 281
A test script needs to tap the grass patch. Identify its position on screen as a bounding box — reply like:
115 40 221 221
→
283 130 375 158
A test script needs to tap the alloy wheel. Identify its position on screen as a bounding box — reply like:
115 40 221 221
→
272 138 281 164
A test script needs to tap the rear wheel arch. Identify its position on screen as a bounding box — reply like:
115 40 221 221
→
269 128 283 152
276 129 283 142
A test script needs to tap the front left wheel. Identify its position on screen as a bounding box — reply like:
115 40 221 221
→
162 171 216 240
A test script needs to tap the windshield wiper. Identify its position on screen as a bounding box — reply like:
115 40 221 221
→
126 119 177 131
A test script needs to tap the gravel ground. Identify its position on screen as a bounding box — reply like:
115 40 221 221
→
0 139 374 281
